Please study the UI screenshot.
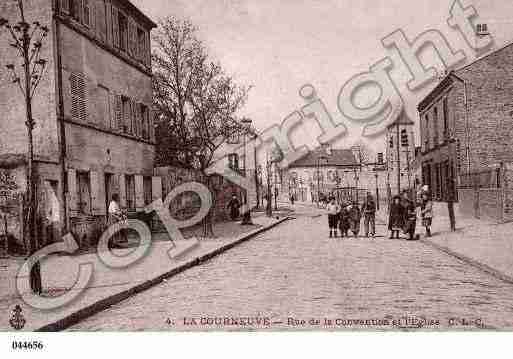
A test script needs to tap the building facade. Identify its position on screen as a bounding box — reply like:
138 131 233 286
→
0 0 160 249
385 110 416 197
282 145 388 204
418 42 513 204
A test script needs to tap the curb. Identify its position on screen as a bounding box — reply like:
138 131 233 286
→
36 217 292 332
420 239 513 286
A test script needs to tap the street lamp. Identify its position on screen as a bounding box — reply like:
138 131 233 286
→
241 117 253 225
374 171 380 210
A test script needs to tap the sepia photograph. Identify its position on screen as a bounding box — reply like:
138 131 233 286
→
1 0 513 353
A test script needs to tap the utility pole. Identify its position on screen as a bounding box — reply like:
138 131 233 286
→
1 1 49 294
395 122 401 195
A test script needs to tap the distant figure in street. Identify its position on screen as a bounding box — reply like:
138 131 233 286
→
108 193 127 247
227 194 241 221
338 202 350 238
361 192 376 238
388 195 403 239
290 193 295 205
327 198 339 238
401 191 417 241
421 192 434 237
348 201 362 237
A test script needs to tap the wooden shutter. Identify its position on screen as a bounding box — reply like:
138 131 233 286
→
70 72 87 122
114 94 123 131
61 0 70 14
83 0 90 27
105 0 112 44
145 31 151 67
96 0 107 42
128 19 135 57
112 6 119 48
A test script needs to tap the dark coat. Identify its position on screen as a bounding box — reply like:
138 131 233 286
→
338 207 350 231
388 202 404 230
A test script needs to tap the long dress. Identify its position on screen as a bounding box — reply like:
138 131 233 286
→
348 205 361 235
388 203 404 231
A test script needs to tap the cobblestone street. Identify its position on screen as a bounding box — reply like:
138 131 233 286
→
70 204 513 331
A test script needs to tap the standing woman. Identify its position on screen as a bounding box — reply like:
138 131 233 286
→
421 192 434 237
388 195 403 239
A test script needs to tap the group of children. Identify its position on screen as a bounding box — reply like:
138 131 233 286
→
326 198 365 238
325 189 434 240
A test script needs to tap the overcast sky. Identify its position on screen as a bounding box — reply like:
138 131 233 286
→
132 0 513 154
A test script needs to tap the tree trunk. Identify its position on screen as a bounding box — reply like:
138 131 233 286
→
202 174 215 238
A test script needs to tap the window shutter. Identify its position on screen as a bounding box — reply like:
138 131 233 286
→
112 6 119 48
96 0 107 42
61 0 70 14
128 19 135 57
76 0 84 23
114 94 123 131
83 0 90 27
145 31 151 67
70 72 87 122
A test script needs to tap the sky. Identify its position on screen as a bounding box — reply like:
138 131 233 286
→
132 0 513 155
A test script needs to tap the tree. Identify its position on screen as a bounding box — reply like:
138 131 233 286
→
0 0 49 294
152 17 250 236
351 140 374 165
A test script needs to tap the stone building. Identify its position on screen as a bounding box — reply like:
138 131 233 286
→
282 145 388 205
418 42 513 205
0 0 160 248
385 109 416 197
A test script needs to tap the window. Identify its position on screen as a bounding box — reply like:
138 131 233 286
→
121 96 131 133
400 129 408 147
70 72 87 121
377 152 384 164
443 97 449 139
77 171 91 215
137 28 147 61
143 176 152 205
140 104 149 140
227 131 240 144
118 12 128 52
82 0 90 27
69 0 81 21
125 175 135 210
228 153 239 170
424 114 430 150
95 85 110 127
433 107 439 146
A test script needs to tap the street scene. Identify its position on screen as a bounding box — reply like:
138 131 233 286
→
2 0 513 340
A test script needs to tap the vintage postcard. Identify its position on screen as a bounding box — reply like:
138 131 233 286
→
1 0 513 345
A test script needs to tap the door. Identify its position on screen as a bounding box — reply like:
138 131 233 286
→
104 173 113 214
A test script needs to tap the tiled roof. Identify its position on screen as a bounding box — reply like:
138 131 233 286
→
288 148 358 168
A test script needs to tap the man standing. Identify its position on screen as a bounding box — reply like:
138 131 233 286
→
362 192 376 238
401 191 417 241
227 194 241 221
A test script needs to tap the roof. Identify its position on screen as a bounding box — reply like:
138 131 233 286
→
120 0 157 29
386 108 415 129
288 148 358 168
418 41 513 112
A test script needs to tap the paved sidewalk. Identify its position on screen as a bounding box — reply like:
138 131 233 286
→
418 202 513 281
0 213 288 331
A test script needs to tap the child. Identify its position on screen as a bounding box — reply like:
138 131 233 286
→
388 195 403 239
348 201 362 237
327 198 339 238
338 202 350 238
